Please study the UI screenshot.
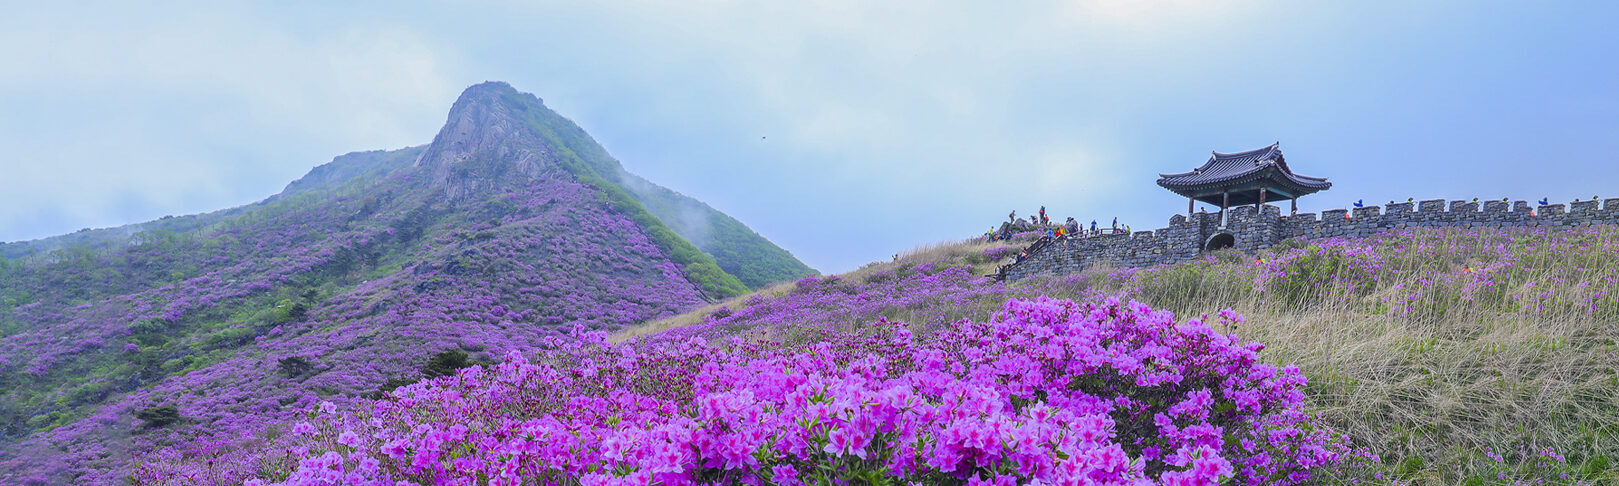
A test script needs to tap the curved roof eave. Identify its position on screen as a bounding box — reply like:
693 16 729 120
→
1157 165 1331 192
1157 143 1327 190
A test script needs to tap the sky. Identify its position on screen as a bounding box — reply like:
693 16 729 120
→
2 1 1616 273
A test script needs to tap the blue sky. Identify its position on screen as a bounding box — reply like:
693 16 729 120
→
2 1 1616 273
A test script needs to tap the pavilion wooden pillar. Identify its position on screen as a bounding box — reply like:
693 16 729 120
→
1188 197 1195 217
1291 198 1298 215
1221 191 1230 227
1258 188 1267 209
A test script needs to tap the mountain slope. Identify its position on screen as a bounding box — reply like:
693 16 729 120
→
441 83 816 288
0 82 812 484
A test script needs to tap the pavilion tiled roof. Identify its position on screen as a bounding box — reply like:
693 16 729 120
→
1156 143 1330 197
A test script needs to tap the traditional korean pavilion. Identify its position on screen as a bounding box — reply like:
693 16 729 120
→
1156 142 1331 219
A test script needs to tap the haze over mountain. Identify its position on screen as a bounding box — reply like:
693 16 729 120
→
0 82 812 484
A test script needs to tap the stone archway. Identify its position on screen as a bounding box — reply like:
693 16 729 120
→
1204 232 1235 252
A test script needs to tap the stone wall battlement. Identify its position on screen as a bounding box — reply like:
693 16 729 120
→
1001 198 1619 281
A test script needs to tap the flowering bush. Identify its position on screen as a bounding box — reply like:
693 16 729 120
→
979 245 1017 262
224 296 1346 485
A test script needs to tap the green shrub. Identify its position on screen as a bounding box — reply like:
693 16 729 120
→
25 412 58 430
128 318 172 335
277 356 314 379
423 350 471 379
271 299 308 323
367 350 483 399
363 377 420 400
161 357 191 372
135 405 180 428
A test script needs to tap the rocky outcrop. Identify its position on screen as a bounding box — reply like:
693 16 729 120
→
414 82 562 200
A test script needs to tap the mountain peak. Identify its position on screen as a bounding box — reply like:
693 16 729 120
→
456 81 532 106
414 81 556 199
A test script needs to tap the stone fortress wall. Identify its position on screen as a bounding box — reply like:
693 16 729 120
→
1000 198 1619 281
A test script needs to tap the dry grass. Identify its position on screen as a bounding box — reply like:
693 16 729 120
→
612 238 1013 343
612 280 797 343
1083 232 1619 483
845 237 1010 282
1228 309 1617 483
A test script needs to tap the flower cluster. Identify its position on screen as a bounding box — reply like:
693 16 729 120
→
224 296 1345 485
980 245 1017 262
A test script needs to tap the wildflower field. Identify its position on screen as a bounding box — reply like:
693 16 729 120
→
132 226 1616 484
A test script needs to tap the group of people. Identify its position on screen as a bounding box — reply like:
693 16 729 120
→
985 206 1130 242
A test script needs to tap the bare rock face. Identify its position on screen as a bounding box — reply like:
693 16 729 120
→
415 81 560 200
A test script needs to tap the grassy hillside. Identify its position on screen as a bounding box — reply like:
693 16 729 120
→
621 227 1618 484
1090 228 1619 484
144 225 1616 484
152 234 1353 484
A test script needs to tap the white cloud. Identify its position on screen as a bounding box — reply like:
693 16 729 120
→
0 2 460 242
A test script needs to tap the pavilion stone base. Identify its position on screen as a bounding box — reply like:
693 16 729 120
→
1001 199 1619 281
